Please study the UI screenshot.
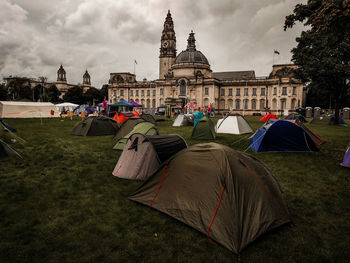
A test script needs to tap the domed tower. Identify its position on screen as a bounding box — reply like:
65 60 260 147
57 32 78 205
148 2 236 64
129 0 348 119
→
171 31 211 78
159 10 176 79
57 65 67 82
83 69 91 86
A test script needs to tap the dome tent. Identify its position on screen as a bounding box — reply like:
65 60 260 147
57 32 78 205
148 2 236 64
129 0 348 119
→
129 143 290 254
113 122 158 151
341 145 350 168
112 133 187 180
113 117 146 141
173 114 194 127
71 116 119 136
260 113 278 122
215 114 253 134
191 116 215 140
250 119 319 152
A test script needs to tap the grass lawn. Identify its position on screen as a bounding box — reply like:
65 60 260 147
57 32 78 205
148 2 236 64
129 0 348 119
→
0 116 349 263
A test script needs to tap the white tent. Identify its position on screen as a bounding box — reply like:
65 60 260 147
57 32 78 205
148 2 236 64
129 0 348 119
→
215 115 253 134
173 114 194 127
0 101 59 118
55 102 79 112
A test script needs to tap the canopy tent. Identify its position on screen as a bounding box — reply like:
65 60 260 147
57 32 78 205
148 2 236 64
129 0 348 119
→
0 101 59 118
71 116 119 136
191 117 216 140
55 102 79 112
113 122 158 150
129 143 290 254
215 115 253 134
260 114 278 122
140 113 156 124
120 99 134 106
112 133 187 180
129 100 143 107
193 111 205 126
73 104 94 115
113 118 146 141
341 145 350 168
172 114 194 127
109 102 134 115
250 119 319 152
284 113 307 123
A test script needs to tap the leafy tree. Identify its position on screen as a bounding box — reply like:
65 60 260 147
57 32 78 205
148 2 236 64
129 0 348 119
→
100 84 109 100
0 84 8 100
47 85 61 103
285 0 350 123
63 86 85 104
84 87 103 106
18 85 33 101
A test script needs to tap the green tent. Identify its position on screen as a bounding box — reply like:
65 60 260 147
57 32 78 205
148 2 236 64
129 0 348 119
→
191 116 216 140
129 143 290 254
113 117 146 141
0 139 22 159
72 116 119 136
113 122 158 150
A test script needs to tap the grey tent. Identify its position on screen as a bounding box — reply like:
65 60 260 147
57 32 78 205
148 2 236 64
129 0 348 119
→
141 114 156 124
130 143 290 253
113 117 146 141
112 133 187 180
172 114 194 127
72 116 119 136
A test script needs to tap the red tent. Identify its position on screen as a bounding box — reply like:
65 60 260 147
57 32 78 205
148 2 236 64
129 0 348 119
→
113 111 139 124
260 114 278 122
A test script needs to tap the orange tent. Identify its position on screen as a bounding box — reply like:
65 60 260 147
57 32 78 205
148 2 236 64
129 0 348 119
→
260 113 278 122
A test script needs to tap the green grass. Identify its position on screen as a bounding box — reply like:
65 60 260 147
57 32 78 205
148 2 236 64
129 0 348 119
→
0 116 349 263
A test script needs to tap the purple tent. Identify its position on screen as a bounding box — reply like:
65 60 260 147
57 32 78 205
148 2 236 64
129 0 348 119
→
341 146 350 168
129 100 143 107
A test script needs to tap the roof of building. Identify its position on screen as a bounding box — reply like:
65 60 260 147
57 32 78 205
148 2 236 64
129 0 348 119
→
212 71 256 80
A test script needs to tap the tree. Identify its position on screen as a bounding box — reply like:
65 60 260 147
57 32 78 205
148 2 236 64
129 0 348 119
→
0 84 8 100
284 0 350 124
47 85 61 103
63 86 85 104
84 87 103 106
100 84 109 100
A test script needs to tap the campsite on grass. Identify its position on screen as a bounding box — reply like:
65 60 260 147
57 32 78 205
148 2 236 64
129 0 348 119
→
0 115 349 262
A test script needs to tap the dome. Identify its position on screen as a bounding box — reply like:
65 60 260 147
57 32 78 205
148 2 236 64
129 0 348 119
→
173 31 210 66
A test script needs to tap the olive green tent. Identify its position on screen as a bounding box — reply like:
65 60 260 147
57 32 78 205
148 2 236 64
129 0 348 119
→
140 114 156 124
0 139 22 159
113 117 146 141
191 116 216 140
129 143 290 254
71 116 119 136
113 122 158 150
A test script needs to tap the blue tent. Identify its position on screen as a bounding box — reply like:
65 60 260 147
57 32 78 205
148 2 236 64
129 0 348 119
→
73 105 94 115
250 119 319 152
120 99 133 106
193 111 205 126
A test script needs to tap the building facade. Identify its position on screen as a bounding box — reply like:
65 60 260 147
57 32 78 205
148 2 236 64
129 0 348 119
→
108 11 306 115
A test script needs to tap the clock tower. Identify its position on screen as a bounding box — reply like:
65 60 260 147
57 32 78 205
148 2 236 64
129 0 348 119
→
159 10 176 79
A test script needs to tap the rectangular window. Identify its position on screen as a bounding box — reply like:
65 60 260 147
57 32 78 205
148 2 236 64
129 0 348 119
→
141 90 145 96
120 90 124 97
292 87 296 95
261 88 265 96
153 90 156 96
228 89 232 96
236 88 240 96
160 88 164 96
136 90 139 96
147 90 150 96
252 88 257 96
273 87 277 95
221 89 225 96
244 88 248 96
205 88 209 95
282 87 287 95
113 90 116 97
130 90 133 96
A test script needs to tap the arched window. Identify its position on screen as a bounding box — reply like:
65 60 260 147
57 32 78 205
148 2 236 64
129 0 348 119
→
291 98 296 110
180 80 186 95
135 99 139 103
280 99 286 110
235 99 241 110
272 99 277 110
152 99 156 108
146 99 150 108
243 99 249 110
251 99 256 110
204 98 209 107
227 99 233 109
141 99 145 107
260 99 265 110
220 99 225 109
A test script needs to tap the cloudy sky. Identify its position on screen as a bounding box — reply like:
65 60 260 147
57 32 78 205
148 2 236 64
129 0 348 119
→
0 0 307 88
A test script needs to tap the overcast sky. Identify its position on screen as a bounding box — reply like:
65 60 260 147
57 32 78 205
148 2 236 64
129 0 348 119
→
0 0 307 88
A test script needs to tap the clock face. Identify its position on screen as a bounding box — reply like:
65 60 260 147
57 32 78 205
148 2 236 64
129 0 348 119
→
163 41 168 48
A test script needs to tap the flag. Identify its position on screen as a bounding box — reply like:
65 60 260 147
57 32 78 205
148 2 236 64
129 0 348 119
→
134 59 138 64
274 50 280 55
